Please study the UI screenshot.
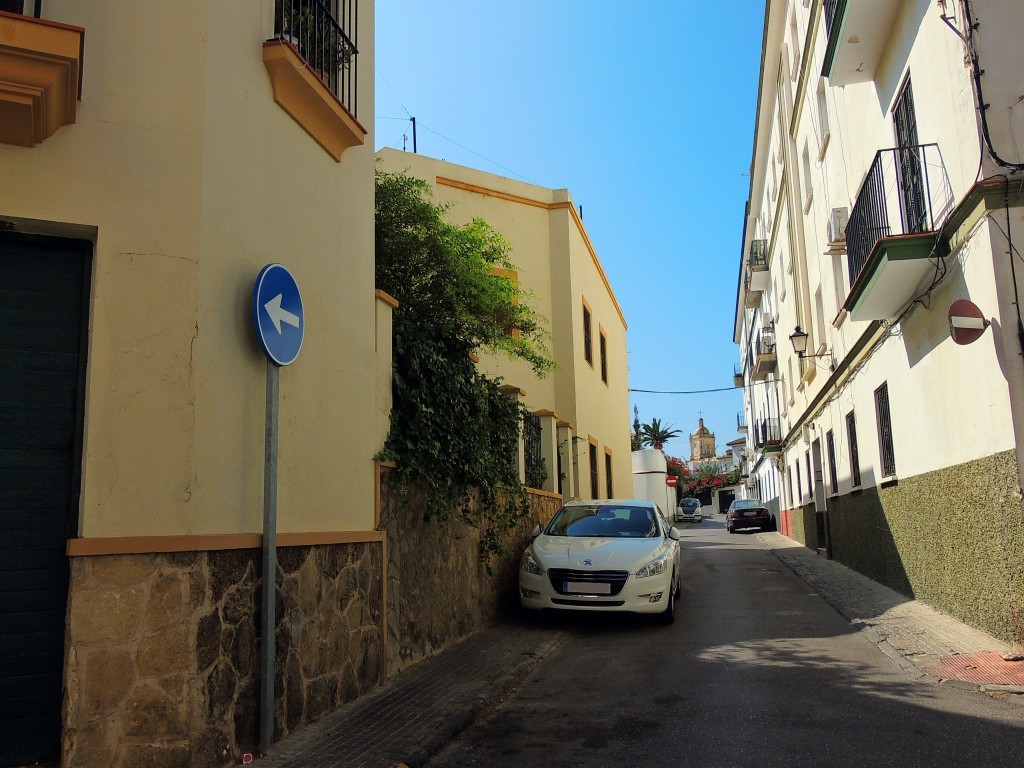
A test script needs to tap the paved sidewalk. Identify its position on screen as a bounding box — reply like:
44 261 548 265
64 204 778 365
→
255 623 567 768
255 532 1023 767
758 531 1024 696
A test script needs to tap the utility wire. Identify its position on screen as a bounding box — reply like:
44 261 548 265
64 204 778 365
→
375 67 411 117
373 75 536 185
415 121 537 185
630 382 771 395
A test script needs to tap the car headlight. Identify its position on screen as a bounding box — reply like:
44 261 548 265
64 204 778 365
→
521 548 544 575
636 553 670 578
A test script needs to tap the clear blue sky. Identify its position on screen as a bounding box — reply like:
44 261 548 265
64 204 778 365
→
374 1 764 459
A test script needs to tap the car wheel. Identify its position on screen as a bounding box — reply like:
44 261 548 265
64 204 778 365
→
659 578 676 625
727 525 734 534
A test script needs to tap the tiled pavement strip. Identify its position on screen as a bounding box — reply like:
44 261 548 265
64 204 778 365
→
255 624 568 768
758 531 1024 695
257 533 1023 768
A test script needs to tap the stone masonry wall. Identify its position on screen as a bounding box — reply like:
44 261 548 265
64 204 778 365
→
381 471 562 678
63 542 382 768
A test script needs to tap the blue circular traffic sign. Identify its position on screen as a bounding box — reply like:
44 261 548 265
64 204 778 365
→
253 264 304 366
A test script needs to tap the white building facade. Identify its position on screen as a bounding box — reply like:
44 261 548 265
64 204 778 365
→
735 0 1024 646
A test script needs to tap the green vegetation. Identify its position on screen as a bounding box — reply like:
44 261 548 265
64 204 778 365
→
375 168 554 564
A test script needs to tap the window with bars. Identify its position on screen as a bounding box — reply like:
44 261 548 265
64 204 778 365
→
523 413 546 489
805 450 813 499
875 382 896 477
796 461 803 503
599 330 608 383
557 442 563 495
826 430 838 494
847 411 861 487
604 451 613 498
583 303 593 366
589 442 599 498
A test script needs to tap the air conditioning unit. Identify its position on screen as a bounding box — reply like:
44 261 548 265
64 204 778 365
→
827 207 849 245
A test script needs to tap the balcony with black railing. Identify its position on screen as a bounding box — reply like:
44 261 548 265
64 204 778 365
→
821 0 902 87
843 144 953 321
263 0 365 160
753 418 782 453
751 326 777 381
743 239 769 308
274 0 358 113
736 411 748 433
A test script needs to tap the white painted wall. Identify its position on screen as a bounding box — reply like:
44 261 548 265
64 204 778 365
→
631 449 676 513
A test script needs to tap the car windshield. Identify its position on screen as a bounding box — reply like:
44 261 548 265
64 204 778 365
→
546 504 659 538
733 500 764 509
680 499 699 508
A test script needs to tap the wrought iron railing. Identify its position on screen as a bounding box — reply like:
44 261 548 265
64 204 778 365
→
275 0 359 117
736 411 747 430
753 418 781 450
846 143 951 290
744 239 768 293
824 0 840 36
755 326 776 358
524 413 545 489
874 383 896 477
749 239 767 267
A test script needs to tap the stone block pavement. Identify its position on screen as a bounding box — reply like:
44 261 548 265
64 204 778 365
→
254 532 1024 767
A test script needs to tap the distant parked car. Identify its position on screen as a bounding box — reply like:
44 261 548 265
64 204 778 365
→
519 499 682 624
726 499 774 533
676 497 703 523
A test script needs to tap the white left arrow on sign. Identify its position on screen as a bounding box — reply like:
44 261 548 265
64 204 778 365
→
264 294 301 334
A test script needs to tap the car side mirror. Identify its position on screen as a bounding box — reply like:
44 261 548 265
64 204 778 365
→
532 524 542 538
668 528 681 541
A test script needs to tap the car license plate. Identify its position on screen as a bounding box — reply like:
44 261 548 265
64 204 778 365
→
564 581 611 595
743 510 759 517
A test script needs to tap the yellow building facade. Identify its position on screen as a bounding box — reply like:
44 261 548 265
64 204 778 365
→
1 2 386 765
376 149 633 502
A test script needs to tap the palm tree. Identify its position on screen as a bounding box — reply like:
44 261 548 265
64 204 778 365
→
641 418 682 450
631 405 644 451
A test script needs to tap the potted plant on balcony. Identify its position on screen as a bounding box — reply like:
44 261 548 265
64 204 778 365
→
275 1 353 80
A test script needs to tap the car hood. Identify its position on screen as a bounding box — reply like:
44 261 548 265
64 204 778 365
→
532 535 667 571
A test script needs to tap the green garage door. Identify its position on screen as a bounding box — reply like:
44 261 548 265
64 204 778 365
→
0 234 89 766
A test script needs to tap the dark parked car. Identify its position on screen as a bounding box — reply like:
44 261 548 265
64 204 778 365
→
726 499 774 533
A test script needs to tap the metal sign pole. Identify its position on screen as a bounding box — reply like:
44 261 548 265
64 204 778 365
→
259 361 280 754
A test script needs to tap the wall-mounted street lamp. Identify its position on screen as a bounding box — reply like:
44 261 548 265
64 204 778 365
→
789 326 835 371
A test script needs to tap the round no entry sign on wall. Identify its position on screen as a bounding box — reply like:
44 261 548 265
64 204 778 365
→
948 299 990 346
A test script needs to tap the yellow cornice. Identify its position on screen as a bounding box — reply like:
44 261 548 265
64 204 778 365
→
435 177 628 330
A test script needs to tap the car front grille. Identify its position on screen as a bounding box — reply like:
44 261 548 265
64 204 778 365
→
548 568 630 596
552 598 626 607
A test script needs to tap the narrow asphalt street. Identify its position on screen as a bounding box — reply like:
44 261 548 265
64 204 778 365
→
427 514 1024 768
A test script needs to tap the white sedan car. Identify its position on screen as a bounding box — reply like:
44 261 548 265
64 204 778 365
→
519 499 681 624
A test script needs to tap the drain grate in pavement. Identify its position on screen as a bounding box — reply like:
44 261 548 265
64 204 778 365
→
926 652 1024 685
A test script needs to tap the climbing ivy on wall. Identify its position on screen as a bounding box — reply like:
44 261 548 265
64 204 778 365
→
375 167 555 563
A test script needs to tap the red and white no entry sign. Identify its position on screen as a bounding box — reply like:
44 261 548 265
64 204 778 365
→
948 299 990 346
666 476 677 487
